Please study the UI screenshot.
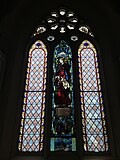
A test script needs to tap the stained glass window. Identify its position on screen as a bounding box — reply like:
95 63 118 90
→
18 40 47 152
78 40 108 152
50 40 76 151
18 8 111 155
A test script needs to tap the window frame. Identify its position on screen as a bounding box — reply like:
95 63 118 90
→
13 8 116 160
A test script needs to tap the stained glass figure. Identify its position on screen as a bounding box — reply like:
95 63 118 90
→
78 40 108 152
50 40 76 151
18 40 47 152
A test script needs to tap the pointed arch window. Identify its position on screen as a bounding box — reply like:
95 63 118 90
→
78 40 108 152
17 7 114 159
18 40 47 152
50 40 76 151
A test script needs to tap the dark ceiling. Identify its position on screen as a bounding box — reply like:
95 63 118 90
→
105 0 120 14
0 0 120 18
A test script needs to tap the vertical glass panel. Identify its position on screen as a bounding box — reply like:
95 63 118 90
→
18 40 47 152
78 40 108 152
50 40 76 151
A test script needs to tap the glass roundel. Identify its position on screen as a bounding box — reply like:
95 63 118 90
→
18 40 47 152
78 40 108 152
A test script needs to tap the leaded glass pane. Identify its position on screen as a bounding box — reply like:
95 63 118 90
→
18 40 47 152
50 40 76 151
78 40 108 152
